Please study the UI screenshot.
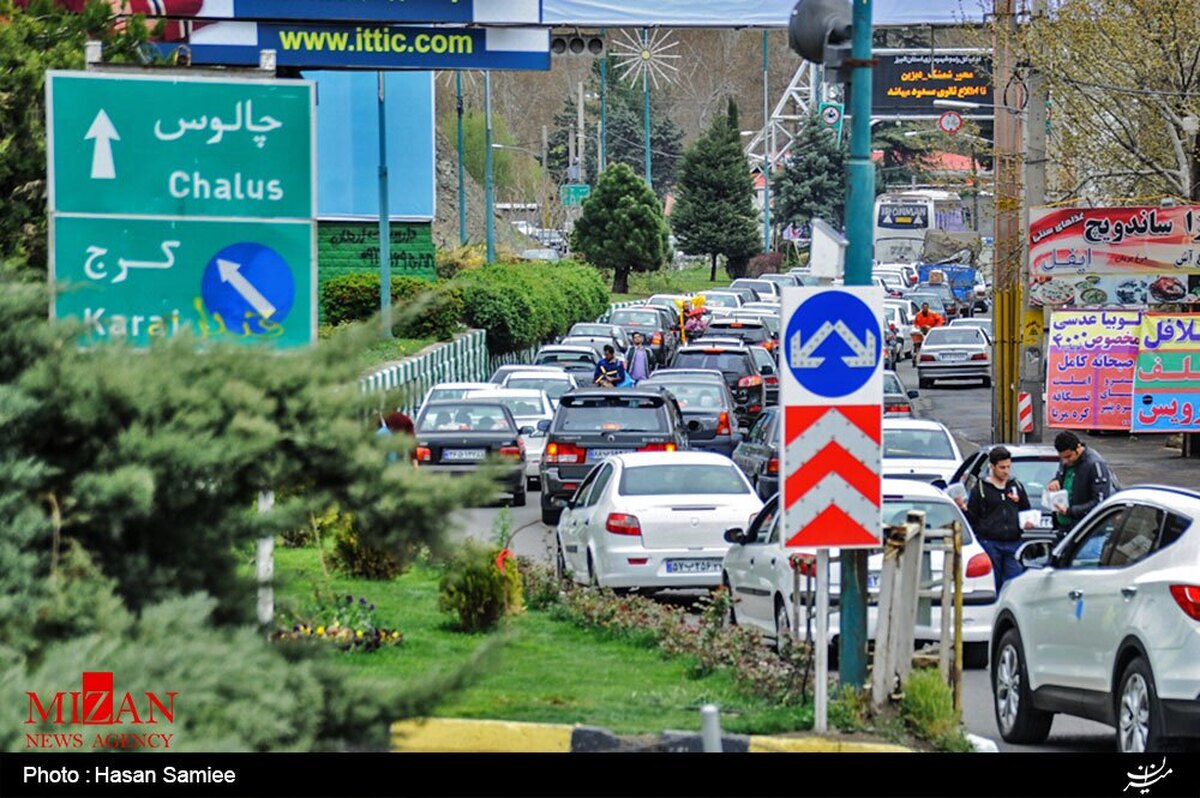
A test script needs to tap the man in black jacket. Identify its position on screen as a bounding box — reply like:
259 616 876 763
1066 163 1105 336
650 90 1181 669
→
1046 431 1117 537
953 446 1035 593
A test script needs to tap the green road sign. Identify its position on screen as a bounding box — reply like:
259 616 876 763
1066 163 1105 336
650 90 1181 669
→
47 71 316 349
560 183 591 206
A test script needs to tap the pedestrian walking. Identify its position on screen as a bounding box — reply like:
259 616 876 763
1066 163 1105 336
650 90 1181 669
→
377 410 417 465
593 345 628 388
953 446 1036 593
625 332 653 383
1046 431 1118 537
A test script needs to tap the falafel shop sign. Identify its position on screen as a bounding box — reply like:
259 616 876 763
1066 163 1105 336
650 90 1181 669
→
1029 206 1200 308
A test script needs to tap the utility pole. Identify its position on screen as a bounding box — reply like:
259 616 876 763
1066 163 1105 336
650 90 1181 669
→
376 71 392 338
484 70 495 264
456 71 467 246
578 81 587 185
541 124 550 230
839 0 875 690
642 28 652 189
1020 0 1048 443
762 30 772 251
992 0 1022 443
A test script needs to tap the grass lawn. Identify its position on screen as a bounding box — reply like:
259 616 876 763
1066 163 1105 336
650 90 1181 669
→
358 336 437 370
273 546 812 735
608 263 730 303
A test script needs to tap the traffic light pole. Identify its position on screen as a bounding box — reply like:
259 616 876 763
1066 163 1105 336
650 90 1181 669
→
839 0 874 690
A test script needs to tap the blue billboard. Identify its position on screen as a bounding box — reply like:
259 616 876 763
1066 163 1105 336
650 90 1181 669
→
220 0 541 24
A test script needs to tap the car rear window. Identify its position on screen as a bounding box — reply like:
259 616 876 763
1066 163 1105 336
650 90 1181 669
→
571 324 611 337
884 428 956 460
619 464 749 495
506 377 572 399
419 404 515 433
708 324 770 343
882 499 973 543
883 373 903 394
925 329 984 346
428 388 477 402
611 310 662 326
1012 459 1058 499
703 294 739 308
556 397 667 432
673 351 752 374
537 351 595 364
490 397 545 417
664 383 727 411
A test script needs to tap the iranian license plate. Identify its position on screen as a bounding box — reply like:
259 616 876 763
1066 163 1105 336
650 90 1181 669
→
666 559 722 574
443 448 486 462
588 448 635 461
1038 515 1053 529
942 351 968 361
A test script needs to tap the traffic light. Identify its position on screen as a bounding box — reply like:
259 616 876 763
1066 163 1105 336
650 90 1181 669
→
788 0 852 69
551 33 604 57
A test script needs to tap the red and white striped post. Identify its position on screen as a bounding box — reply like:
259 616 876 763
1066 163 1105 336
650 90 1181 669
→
1017 391 1034 442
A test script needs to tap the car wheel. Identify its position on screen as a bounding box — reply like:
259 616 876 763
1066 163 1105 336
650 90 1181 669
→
982 376 993 388
919 378 933 389
1118 657 1168 753
526 477 539 492
774 596 792 657
511 482 527 507
992 627 1053 744
963 641 989 670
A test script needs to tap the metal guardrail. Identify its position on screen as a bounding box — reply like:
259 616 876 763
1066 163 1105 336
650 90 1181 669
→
360 301 643 414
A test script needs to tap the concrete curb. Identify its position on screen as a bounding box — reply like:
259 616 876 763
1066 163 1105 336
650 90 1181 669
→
390 718 913 753
966 733 999 753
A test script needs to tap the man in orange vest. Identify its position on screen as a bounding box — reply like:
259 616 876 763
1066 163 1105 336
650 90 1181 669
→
914 302 945 331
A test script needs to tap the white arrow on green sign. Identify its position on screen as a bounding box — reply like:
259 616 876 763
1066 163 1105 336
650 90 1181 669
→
47 72 316 350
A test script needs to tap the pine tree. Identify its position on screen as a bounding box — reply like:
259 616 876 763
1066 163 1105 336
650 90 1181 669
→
776 112 848 232
571 163 670 293
671 99 761 281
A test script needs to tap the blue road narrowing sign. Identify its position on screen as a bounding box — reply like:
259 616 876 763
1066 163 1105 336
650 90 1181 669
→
201 242 296 336
785 289 881 399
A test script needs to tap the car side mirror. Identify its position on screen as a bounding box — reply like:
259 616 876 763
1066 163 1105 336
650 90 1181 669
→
1017 540 1053 569
536 420 551 432
519 425 535 436
565 497 578 510
760 364 774 375
907 389 920 399
723 527 745 545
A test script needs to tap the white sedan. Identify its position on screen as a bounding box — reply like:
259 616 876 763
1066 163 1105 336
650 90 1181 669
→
465 388 555 489
500 370 579 408
882 417 963 485
722 479 997 666
556 452 764 590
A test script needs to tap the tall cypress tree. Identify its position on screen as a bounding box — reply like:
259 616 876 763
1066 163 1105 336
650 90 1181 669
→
670 99 761 280
775 112 848 232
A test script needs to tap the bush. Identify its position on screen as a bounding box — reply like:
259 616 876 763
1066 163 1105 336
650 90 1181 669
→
438 542 523 632
397 282 464 341
900 667 971 751
329 509 407 580
320 272 461 340
436 244 487 280
747 252 784 277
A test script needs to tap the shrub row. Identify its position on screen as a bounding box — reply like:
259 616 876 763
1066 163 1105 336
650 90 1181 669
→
320 261 607 354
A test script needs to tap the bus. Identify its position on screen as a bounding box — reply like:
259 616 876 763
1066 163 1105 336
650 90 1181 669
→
874 190 969 264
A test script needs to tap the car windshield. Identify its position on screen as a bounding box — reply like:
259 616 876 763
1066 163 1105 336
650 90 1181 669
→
419 405 514 433
672 351 750 374
884 428 956 460
427 387 477 402
665 383 726 411
557 397 666 432
537 351 595 365
882 499 972 543
611 310 662 326
620 464 749 495
925 329 984 346
910 295 946 311
1012 458 1060 499
883 373 903 394
703 294 739 308
506 377 571 399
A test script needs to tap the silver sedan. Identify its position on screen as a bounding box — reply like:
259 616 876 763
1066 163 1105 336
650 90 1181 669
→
917 326 992 388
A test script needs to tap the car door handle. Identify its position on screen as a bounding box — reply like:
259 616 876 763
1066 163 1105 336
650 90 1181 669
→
770 557 777 566
749 558 755 566
1068 589 1083 600
1121 586 1138 599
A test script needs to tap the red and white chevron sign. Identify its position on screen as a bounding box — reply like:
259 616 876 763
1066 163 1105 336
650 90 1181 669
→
779 286 884 550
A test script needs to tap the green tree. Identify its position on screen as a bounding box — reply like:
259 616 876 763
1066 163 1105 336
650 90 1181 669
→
775 112 848 232
449 109 540 199
871 122 939 192
571 163 670 293
671 99 761 281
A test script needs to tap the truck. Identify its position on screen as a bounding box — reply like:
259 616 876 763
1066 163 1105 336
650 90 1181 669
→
917 264 978 314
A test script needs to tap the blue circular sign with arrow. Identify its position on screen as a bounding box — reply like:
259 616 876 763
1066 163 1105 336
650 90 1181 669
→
201 242 295 336
785 291 881 398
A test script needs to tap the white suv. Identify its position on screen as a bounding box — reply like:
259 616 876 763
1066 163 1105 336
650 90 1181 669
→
991 486 1200 752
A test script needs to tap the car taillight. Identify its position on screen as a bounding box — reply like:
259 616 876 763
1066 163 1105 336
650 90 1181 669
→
971 352 988 361
764 375 779 385
919 354 935 362
748 404 762 414
652 332 663 346
640 442 678 452
738 375 763 388
499 443 525 461
1169 585 1200 620
885 404 911 415
767 456 779 475
415 446 432 462
966 553 993 578
605 513 642 536
544 441 586 464
716 411 732 436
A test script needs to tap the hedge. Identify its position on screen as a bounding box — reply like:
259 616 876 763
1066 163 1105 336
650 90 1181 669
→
320 273 464 341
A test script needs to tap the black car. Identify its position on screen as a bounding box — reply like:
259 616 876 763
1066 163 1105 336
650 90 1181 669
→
746 346 780 405
948 444 1061 540
414 400 529 506
917 282 968 319
608 306 680 367
669 344 766 427
732 407 780 500
701 318 775 354
643 378 742 456
538 388 690 524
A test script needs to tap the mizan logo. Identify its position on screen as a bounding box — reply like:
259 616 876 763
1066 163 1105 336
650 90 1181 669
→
25 671 177 750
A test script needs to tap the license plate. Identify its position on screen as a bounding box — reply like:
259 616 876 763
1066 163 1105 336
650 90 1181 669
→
867 573 881 590
587 448 635 461
666 559 722 574
1038 515 1053 529
941 352 968 361
442 448 486 462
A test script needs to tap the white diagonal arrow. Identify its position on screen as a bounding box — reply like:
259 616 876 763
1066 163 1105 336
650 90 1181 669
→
85 109 119 180
217 259 276 319
789 320 877 369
